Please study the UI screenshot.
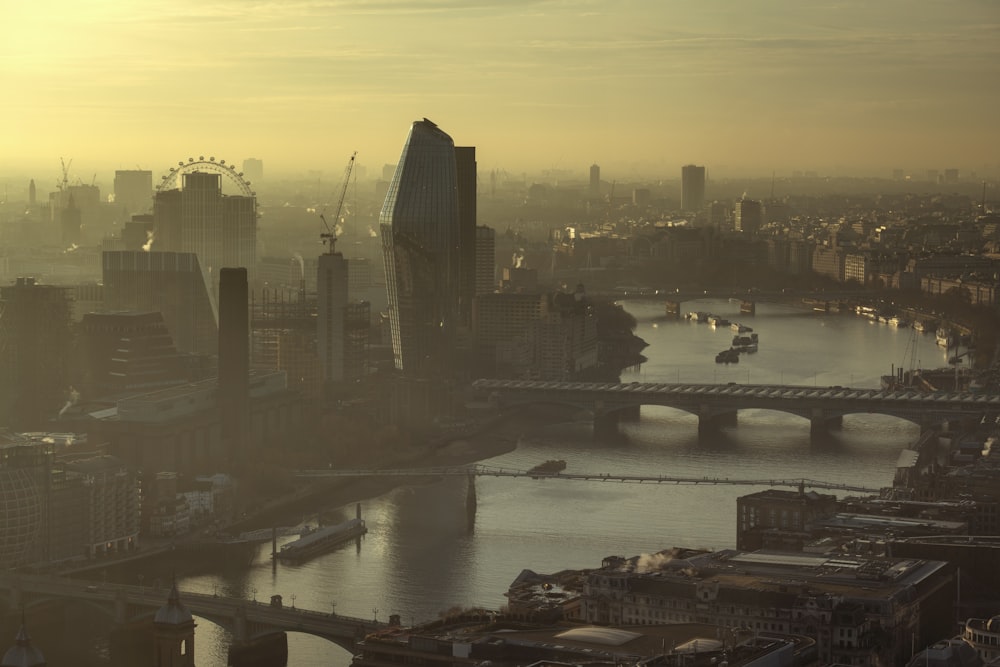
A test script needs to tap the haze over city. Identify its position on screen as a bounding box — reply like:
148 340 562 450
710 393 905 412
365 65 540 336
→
3 0 999 178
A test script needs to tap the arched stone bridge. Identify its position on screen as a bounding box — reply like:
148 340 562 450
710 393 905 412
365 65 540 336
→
471 379 1000 436
0 572 383 653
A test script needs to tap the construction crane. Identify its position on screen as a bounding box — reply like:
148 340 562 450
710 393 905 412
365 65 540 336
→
320 151 357 254
58 157 73 192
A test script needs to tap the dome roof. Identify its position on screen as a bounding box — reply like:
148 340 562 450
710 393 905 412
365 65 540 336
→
154 582 194 626
1 625 45 667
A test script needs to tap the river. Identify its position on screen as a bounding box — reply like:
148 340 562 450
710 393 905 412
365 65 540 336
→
179 298 950 666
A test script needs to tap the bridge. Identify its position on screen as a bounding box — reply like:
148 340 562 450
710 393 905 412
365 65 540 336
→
472 379 1000 436
294 465 880 494
0 572 383 653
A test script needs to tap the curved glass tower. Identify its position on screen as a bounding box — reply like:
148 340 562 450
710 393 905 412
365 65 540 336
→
380 119 460 376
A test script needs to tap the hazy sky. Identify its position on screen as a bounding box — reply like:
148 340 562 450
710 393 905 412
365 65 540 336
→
2 0 998 179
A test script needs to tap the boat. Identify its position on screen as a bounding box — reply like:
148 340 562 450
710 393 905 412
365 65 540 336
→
936 328 953 347
715 349 739 364
707 315 730 328
731 334 758 353
730 323 753 333
527 460 566 478
686 311 708 322
274 518 367 562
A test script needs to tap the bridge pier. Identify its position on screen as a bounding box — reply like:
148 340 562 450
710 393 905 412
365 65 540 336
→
466 472 477 533
618 405 641 422
229 633 288 667
698 411 737 435
810 414 843 436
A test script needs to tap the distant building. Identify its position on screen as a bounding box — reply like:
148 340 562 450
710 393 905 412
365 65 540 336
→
582 547 956 666
475 226 496 296
60 193 82 248
102 250 218 356
473 293 549 377
242 158 264 183
0 278 73 430
589 164 601 198
153 171 257 298
78 311 192 397
734 198 762 237
455 146 477 328
114 170 153 216
681 165 706 212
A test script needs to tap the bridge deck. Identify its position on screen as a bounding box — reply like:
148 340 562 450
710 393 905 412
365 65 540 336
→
294 466 879 494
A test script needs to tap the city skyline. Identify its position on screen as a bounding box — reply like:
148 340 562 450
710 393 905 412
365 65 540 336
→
2 1 998 179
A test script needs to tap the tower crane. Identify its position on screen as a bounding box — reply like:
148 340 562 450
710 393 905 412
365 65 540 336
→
320 151 357 254
58 157 73 192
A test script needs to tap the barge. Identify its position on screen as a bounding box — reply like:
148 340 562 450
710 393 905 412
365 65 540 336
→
274 518 367 562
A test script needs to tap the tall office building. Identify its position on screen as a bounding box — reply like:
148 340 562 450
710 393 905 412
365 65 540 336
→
475 225 496 296
114 170 153 216
681 165 706 212
242 158 264 183
0 278 72 430
589 164 600 197
734 198 763 237
153 171 257 298
380 118 462 377
455 146 477 327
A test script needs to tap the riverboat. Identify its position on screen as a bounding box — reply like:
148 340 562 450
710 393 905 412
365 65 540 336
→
730 322 753 333
715 349 739 364
731 333 758 353
527 460 567 478
707 315 730 328
274 518 367 562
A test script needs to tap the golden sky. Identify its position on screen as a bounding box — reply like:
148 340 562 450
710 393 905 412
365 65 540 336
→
2 0 998 178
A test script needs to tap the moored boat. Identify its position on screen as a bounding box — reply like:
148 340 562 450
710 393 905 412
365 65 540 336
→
274 518 367 562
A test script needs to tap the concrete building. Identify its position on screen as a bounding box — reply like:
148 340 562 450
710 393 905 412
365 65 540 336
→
380 119 462 377
242 158 264 183
681 165 706 212
736 488 838 551
78 311 192 397
85 370 301 474
102 250 218 356
734 199 763 237
57 455 139 558
962 615 1000 663
472 293 549 377
318 249 348 385
475 226 496 296
113 170 153 216
581 547 956 666
456 145 477 328
153 171 257 298
589 163 600 197
0 278 73 430
218 268 249 467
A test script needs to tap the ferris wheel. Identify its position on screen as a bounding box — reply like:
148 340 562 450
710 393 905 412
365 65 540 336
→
156 156 255 197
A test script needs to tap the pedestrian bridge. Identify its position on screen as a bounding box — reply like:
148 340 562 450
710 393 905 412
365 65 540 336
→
0 572 383 652
472 379 1000 435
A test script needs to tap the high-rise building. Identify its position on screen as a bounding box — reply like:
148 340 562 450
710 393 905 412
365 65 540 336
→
0 278 72 430
242 158 264 184
317 249 348 385
475 226 496 296
102 250 218 356
681 165 706 212
380 118 462 377
153 171 257 298
589 164 600 197
734 198 763 237
28 179 36 207
60 193 82 248
455 146 477 327
114 170 153 216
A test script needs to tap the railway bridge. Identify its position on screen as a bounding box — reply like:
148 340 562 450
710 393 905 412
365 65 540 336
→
472 379 1000 436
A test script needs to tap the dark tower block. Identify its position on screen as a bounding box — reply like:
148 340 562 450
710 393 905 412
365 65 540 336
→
219 267 249 467
153 583 196 667
455 145 477 328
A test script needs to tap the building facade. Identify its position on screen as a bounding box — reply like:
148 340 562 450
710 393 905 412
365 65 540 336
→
153 171 257 298
681 165 706 212
380 119 462 377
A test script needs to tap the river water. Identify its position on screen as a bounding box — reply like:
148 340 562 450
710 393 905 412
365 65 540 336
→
180 299 950 666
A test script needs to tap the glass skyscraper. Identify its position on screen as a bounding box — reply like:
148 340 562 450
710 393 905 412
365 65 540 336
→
380 119 461 376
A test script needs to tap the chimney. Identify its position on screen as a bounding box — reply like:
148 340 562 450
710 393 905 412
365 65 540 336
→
219 267 249 466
